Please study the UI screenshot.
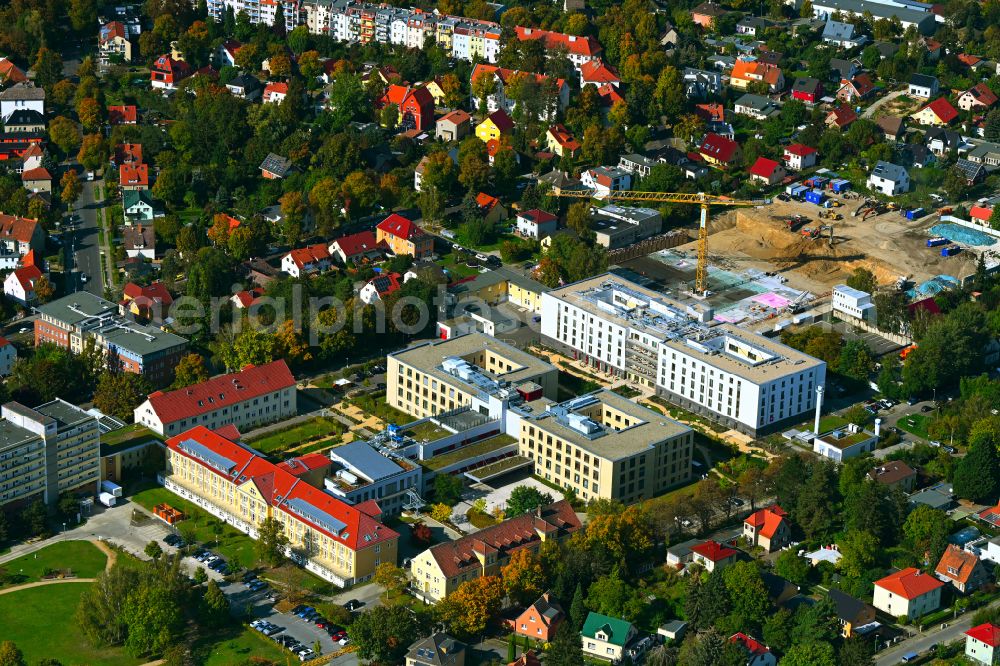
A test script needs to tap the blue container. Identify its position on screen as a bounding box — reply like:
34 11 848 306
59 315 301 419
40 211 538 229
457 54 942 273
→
941 245 962 256
906 207 925 220
830 178 851 192
926 237 948 247
806 189 825 205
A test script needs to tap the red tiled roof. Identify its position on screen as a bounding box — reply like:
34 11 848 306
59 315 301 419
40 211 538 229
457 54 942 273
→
691 539 738 562
332 230 384 259
213 424 241 440
0 336 11 348
231 288 263 308
785 143 817 157
875 567 945 600
439 109 471 126
147 360 295 424
123 281 172 306
958 53 982 67
485 109 515 133
120 162 149 187
0 58 27 84
427 500 582 578
514 26 602 57
108 105 137 125
699 133 740 162
263 82 288 101
922 97 958 123
20 144 43 159
695 102 725 123
166 426 398 551
749 157 781 178
844 73 876 96
935 544 982 584
827 104 858 128
547 124 580 151
20 167 51 181
596 83 624 106
115 142 143 165
21 249 37 267
476 192 500 210
277 452 332 476
964 82 998 107
518 208 558 224
580 60 620 85
730 633 771 656
971 205 993 221
377 213 424 240
0 214 39 244
286 243 331 269
10 264 42 292
744 505 788 539
731 59 782 86
365 271 402 297
471 64 565 94
966 623 1000 648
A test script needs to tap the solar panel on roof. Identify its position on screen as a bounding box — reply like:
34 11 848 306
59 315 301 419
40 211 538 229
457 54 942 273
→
285 497 348 535
178 438 237 473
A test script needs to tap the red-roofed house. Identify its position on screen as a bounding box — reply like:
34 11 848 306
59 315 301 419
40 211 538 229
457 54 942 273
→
281 243 332 278
21 166 51 193
691 540 739 572
329 230 387 265
120 280 172 322
0 57 28 86
826 104 858 129
873 567 944 619
136 360 296 436
108 105 138 125
376 214 433 259
730 59 784 93
971 205 992 226
508 592 564 641
912 97 959 126
113 142 143 166
380 84 435 132
545 124 580 158
748 157 786 185
838 74 877 102
698 133 742 169
262 82 289 104
119 162 150 191
3 263 43 305
965 623 1000 665
99 22 133 64
514 27 602 71
276 452 333 486
359 271 403 304
436 109 472 142
743 505 790 552
959 83 999 112
163 425 398 586
695 102 726 123
230 287 263 309
469 64 569 119
935 544 989 593
516 209 559 239
783 144 818 170
729 633 777 666
0 214 43 269
580 60 621 89
476 192 508 225
150 54 192 89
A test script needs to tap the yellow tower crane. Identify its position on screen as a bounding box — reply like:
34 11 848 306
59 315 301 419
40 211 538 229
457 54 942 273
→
553 190 767 295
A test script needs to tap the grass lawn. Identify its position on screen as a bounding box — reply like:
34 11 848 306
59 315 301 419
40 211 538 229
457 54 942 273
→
101 423 163 455
348 391 412 425
130 485 257 568
246 416 344 454
466 508 499 529
0 583 141 666
2 541 107 584
816 414 849 433
421 434 516 471
197 626 289 666
898 413 932 440
439 252 483 279
452 228 522 253
402 420 451 441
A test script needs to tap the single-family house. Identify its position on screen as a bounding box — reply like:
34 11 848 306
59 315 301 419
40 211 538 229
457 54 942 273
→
150 54 192 90
381 84 436 132
581 612 638 663
792 77 823 104
899 143 934 169
691 540 739 572
829 588 877 638
328 230 386 265
0 83 44 122
113 142 143 167
924 127 963 156
748 157 785 186
736 16 772 36
99 21 133 64
694 102 726 123
868 460 917 491
873 568 944 620
698 133 742 168
826 104 857 129
226 73 262 101
545 124 580 158
822 20 867 48
581 166 631 197
359 271 403 304
959 83 998 112
5 109 44 134
580 60 621 89
829 57 859 82
215 40 241 67
813 426 878 461
868 161 909 196
964 623 1000 666
405 633 466 666
729 58 784 93
955 158 987 185
21 167 51 193
476 109 515 144
516 209 559 239
475 192 507 225
123 190 155 226
935 544 989 593
912 97 958 126
729 633 777 666
683 68 723 99
3 264 42 305
734 93 780 120
838 74 876 102
119 162 150 191
281 243 332 278
123 224 155 260
908 74 939 99
262 82 289 104
743 505 791 552
231 288 263 309
260 153 293 179
783 144 818 170
376 214 434 259
508 592 563 642
618 153 660 178
0 337 16 376
436 109 471 142
877 115 905 142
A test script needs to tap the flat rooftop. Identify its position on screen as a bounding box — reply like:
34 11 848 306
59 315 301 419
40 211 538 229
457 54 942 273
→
0 419 37 452
330 441 406 481
523 389 690 460
447 266 549 299
548 274 824 382
35 398 93 427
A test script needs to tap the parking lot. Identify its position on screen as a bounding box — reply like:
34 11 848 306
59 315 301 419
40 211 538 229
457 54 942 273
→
246 599 341 660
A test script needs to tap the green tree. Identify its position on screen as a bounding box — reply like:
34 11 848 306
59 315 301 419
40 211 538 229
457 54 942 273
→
546 621 584 666
171 353 209 389
144 541 163 559
93 371 152 420
193 567 208 584
569 582 586 629
433 473 464 505
255 517 288 568
219 327 275 371
839 635 875 666
121 582 184 656
903 504 950 565
773 548 810 586
32 48 63 88
505 486 554 517
953 418 1000 502
0 641 26 666
722 561 769 631
839 529 880 578
838 340 875 381
586 566 642 621
781 642 836 666
201 580 229 628
762 607 795 652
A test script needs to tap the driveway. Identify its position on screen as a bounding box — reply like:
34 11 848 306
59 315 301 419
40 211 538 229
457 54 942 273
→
861 89 908 119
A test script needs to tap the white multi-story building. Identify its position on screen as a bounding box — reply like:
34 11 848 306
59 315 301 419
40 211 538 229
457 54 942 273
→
540 275 827 437
832 285 877 323
206 0 299 33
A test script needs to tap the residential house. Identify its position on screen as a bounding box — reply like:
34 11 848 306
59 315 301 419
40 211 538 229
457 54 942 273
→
476 109 515 144
912 97 958 126
113 142 143 167
405 633 465 666
935 544 989 593
281 243 332 278
736 16 772 36
748 157 785 186
783 144 818 170
868 460 917 491
829 588 877 638
381 84 435 132
813 425 878 461
545 124 580 158
792 77 823 103
829 57 859 82
873 568 944 620
581 612 638 663
516 209 559 239
376 214 434 259
729 633 777 666
908 74 939 99
99 21 133 64
0 214 43 270
414 155 429 192
119 163 150 191
226 73 262 101
3 264 43 305
899 143 934 169
742 505 791 552
921 38 942 61
826 104 857 129
579 60 621 89
660 23 679 49
0 58 27 87
231 288 263 309
838 74 876 102
972 205 994 227
436 109 471 142
108 105 137 125
955 158 987 185
123 190 155 226
508 592 564 642
359 272 403 304
694 102 725 123
683 68 723 99
822 20 867 48
150 54 192 90
513 27 602 72
958 83 998 111
260 153 293 179
215 40 241 67
0 337 15 376
4 109 44 134
329 230 386 265
120 282 173 323
618 153 660 178
965 623 1000 666
475 192 507 225
691 540 739 572
867 160 909 196
0 83 44 122
123 224 155 260
469 64 569 119
698 133 742 168
877 115 905 142
924 127 963 156
422 78 447 107
581 166 631 197
21 167 51 194
729 58 784 93
734 93 780 120
873 41 899 59
967 141 1000 167
691 1 726 28
262 82 289 104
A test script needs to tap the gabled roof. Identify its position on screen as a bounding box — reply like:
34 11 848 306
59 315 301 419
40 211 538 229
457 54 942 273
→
692 1 727 16
514 26 602 57
365 271 402 298
263 81 289 99
842 73 876 96
522 592 564 627
120 162 149 187
785 143 817 157
749 157 781 179
483 109 515 133
822 19 858 40
0 214 39 243
919 97 958 123
910 73 938 88
730 633 771 657
691 539 738 562
123 189 154 210
962 82 998 107
695 103 725 123
596 83 624 107
875 567 944 599
260 152 292 177
475 192 501 211
877 115 904 136
115 142 143 165
99 21 127 43
699 133 740 162
0 82 44 101
547 124 580 151
957 53 982 67
438 109 471 126
828 588 873 623
581 612 634 646
827 104 858 128
0 58 27 84
286 243 331 269
5 109 44 126
377 213 424 240
966 623 1000 648
731 58 782 86
122 281 172 306
935 544 983 584
108 105 137 124
332 230 384 259
518 208 558 224
580 60 621 85
20 167 51 182
793 77 822 94
9 264 42 292
123 224 155 251
743 504 788 538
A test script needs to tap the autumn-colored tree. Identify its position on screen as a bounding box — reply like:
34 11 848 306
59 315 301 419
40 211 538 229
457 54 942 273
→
48 116 82 155
273 320 312 365
76 97 102 131
411 522 432 544
438 73 464 108
583 503 655 574
33 275 54 304
77 134 106 171
500 548 547 605
309 176 341 234
373 562 408 599
439 575 504 638
471 70 497 116
429 503 452 523
60 170 82 206
207 213 233 248
379 173 401 210
267 53 292 79
341 171 379 216
458 151 490 192
534 256 561 287
298 50 322 79
421 151 456 192
234 42 261 71
171 353 209 389
566 202 591 236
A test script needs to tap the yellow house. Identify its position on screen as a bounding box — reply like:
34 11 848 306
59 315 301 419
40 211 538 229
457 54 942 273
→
911 97 958 126
444 266 548 313
545 124 580 158
476 109 515 143
423 78 447 107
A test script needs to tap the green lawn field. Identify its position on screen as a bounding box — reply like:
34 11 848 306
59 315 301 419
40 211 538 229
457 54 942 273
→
2 540 107 584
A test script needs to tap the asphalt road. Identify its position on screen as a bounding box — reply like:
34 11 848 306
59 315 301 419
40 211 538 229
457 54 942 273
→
874 603 993 665
69 174 106 296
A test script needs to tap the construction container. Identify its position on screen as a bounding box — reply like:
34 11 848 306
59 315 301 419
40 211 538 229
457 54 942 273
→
829 179 851 193
790 185 808 199
806 176 829 189
784 182 802 195
905 208 925 220
941 245 962 256
926 237 949 247
805 189 825 205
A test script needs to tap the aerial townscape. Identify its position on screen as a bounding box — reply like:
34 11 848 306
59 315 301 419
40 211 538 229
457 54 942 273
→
3 0 1000 664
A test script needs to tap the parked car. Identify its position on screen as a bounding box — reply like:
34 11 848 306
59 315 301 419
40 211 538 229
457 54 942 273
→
921 405 933 412
343 599 363 611
943 445 957 454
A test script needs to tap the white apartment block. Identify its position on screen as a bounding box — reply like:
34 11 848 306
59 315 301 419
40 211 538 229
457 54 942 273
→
206 0 300 33
832 284 876 323
540 275 827 437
